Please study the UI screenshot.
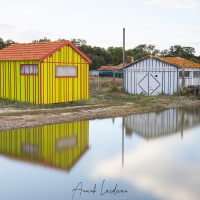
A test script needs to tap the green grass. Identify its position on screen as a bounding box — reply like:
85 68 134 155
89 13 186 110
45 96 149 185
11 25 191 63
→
0 77 199 116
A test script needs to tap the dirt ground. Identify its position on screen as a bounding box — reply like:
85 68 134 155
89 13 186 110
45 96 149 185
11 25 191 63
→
0 77 200 131
1 99 200 131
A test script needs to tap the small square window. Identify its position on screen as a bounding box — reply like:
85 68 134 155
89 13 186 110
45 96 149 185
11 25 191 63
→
20 64 38 75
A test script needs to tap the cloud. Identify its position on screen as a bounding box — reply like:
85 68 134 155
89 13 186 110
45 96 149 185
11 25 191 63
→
125 28 200 55
1 3 79 17
90 130 200 200
0 23 60 42
141 0 200 12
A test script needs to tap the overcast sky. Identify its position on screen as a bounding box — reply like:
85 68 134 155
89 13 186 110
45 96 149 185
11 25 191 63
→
0 0 200 55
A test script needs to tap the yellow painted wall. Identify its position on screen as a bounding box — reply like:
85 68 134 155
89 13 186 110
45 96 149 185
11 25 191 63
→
0 121 89 171
0 60 40 104
41 45 89 104
0 45 90 104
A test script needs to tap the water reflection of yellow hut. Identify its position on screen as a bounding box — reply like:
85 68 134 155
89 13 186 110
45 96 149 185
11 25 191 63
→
0 121 89 172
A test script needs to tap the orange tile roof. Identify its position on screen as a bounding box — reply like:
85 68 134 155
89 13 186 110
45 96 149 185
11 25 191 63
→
117 63 130 69
98 66 120 71
0 40 92 63
131 55 200 68
155 56 200 68
98 62 132 71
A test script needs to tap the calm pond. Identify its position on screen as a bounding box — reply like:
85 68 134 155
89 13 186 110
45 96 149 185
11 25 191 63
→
0 107 200 200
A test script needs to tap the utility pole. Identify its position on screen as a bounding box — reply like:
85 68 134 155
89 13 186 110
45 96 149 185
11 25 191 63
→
182 62 185 89
123 28 125 88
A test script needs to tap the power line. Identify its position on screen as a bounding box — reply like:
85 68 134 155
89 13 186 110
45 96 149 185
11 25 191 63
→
107 0 124 27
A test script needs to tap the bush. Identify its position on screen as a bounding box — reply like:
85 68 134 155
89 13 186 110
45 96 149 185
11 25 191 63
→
107 83 119 92
178 87 193 96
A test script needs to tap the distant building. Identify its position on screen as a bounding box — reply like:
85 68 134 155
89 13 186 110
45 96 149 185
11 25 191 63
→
124 55 200 95
98 65 121 77
89 70 99 76
98 56 134 78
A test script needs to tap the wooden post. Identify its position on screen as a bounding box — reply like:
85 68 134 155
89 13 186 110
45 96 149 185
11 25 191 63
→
98 74 100 91
123 28 125 88
113 70 115 84
182 62 185 89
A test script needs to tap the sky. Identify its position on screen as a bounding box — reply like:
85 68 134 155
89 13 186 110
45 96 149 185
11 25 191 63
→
0 0 200 55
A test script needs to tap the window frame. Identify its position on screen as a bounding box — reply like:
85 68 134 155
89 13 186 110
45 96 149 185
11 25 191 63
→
179 71 190 78
20 64 38 75
193 71 200 78
55 66 78 78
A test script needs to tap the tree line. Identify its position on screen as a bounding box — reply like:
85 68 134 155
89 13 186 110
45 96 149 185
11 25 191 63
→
1 37 200 70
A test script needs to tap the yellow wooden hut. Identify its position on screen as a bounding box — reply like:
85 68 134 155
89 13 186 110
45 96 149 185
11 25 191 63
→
0 40 92 104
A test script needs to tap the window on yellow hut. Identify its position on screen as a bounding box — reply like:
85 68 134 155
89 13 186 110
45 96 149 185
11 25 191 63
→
20 64 38 75
56 66 77 78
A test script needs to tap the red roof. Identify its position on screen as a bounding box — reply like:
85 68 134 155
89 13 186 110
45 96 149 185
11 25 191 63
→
0 40 92 63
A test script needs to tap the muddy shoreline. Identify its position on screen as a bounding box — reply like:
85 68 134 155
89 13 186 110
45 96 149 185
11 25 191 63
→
1 98 200 131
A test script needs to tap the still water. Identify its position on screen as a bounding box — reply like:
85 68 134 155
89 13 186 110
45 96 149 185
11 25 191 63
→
0 107 200 200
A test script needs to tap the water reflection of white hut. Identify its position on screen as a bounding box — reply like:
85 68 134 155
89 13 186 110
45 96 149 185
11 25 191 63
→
124 108 200 139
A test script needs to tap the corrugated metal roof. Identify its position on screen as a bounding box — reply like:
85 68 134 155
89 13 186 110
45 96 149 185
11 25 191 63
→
0 40 92 63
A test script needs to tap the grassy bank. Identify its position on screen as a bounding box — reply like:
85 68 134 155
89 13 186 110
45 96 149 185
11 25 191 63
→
0 77 200 130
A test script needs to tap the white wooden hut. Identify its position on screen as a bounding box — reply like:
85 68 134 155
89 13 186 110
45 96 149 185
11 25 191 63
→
124 56 200 95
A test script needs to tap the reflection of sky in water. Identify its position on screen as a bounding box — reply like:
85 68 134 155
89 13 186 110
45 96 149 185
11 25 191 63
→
0 108 199 200
91 123 200 200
